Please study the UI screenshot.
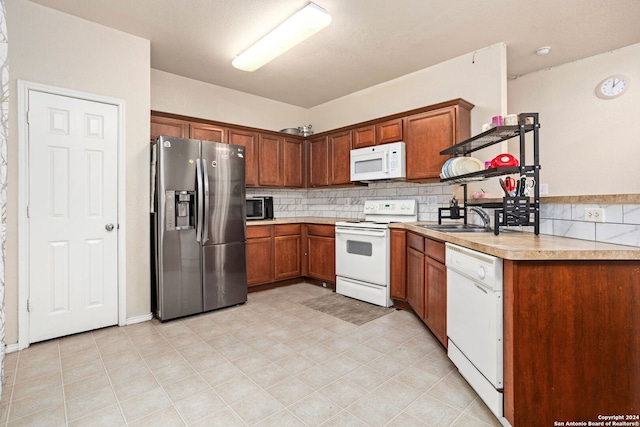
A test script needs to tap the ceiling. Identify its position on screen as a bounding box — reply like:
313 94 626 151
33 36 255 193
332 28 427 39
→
29 0 640 108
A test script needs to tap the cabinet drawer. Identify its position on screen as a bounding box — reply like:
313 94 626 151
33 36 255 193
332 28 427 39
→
425 238 445 264
307 224 335 237
247 225 272 239
275 224 301 236
407 232 425 252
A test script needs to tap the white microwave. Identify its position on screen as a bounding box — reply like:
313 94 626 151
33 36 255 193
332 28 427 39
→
350 141 406 182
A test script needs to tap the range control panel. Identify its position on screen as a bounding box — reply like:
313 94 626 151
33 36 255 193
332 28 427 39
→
363 199 417 216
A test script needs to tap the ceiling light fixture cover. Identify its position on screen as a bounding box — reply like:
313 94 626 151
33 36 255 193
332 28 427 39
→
535 46 551 56
232 2 331 72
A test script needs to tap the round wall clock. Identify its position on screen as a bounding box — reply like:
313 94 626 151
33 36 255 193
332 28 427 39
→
596 75 629 99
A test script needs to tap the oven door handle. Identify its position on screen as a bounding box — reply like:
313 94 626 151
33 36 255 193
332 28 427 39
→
335 227 388 237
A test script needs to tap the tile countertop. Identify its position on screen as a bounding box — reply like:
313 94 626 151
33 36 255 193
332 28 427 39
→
394 222 640 261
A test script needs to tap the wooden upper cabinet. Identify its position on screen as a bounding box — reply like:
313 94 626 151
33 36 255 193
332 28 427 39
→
376 118 403 144
228 128 258 187
328 131 352 185
283 138 304 188
352 125 375 149
404 102 472 181
189 123 227 143
308 136 329 187
150 116 188 142
258 133 282 187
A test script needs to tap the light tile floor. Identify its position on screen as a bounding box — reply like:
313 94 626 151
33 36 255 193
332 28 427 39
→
0 283 502 426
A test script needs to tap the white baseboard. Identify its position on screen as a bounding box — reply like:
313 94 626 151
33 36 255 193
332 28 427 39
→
126 313 153 325
5 343 20 354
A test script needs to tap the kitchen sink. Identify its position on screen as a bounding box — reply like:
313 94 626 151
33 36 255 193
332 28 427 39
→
419 224 493 233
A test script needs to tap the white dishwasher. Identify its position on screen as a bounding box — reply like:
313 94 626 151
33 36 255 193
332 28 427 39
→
446 243 507 424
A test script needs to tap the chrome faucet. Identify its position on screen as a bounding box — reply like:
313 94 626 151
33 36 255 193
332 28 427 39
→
468 207 491 229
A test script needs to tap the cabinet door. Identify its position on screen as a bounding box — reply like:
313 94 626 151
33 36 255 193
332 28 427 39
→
390 229 407 301
352 125 375 149
407 246 425 320
150 116 188 142
258 134 282 187
246 237 273 286
405 107 455 180
190 123 227 143
229 129 258 187
308 136 329 187
307 235 335 283
425 256 447 347
376 118 403 144
274 234 302 280
283 138 304 188
329 131 352 185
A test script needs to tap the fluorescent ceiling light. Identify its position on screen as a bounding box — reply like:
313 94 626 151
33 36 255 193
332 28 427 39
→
232 2 331 72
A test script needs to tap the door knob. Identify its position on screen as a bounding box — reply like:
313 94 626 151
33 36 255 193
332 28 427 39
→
105 223 115 231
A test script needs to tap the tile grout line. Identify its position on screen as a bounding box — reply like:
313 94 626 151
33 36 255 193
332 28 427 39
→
92 330 130 427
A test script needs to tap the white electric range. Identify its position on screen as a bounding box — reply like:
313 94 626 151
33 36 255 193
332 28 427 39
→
335 199 417 307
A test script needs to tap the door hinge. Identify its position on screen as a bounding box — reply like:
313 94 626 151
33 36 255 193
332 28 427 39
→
26 110 31 124
26 205 30 218
27 299 31 312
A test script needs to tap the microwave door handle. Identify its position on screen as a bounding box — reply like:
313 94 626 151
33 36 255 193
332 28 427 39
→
382 151 389 173
201 158 210 244
195 159 203 243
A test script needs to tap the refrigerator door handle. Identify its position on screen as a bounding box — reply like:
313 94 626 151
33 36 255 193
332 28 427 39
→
195 158 204 242
202 158 210 244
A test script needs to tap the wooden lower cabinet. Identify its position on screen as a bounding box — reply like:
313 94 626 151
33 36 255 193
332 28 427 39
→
398 231 447 347
407 246 425 319
503 259 640 426
246 226 273 287
424 255 446 346
305 224 335 283
246 223 333 286
274 224 301 280
390 229 407 300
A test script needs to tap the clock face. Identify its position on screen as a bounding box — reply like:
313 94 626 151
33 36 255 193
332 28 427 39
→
597 75 629 99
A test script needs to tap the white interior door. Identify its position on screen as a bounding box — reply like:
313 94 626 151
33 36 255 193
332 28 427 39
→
27 90 118 343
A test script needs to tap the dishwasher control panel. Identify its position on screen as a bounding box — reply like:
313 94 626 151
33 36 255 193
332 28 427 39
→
445 243 503 291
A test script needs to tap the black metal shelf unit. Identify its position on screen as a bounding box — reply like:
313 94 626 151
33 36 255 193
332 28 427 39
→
439 113 541 235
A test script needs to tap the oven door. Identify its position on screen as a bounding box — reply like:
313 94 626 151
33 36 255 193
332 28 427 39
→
335 226 389 286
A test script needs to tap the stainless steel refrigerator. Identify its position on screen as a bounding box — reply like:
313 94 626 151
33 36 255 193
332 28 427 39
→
151 135 247 321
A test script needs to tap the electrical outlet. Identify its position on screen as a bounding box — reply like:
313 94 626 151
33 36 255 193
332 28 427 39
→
585 208 605 223
426 196 438 206
539 183 549 195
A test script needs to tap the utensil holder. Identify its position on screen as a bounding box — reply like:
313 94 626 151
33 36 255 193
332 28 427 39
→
494 196 535 234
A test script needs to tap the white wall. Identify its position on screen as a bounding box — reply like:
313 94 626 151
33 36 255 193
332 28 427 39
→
309 43 507 135
6 0 151 344
151 70 309 132
508 43 640 196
